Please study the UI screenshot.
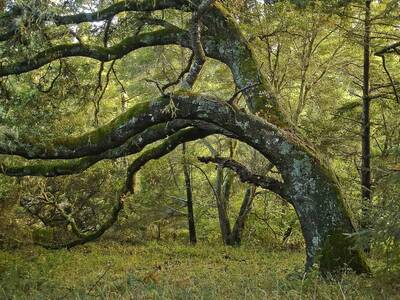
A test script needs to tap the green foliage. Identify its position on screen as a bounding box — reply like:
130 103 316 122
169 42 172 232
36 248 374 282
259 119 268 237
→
289 0 354 9
370 173 400 275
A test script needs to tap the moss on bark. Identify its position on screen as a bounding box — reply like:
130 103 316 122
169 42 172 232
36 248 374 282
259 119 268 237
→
320 231 371 275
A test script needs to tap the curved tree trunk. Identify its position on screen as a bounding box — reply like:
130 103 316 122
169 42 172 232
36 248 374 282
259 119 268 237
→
0 0 371 275
195 4 370 273
1 92 370 273
181 95 369 274
0 94 370 274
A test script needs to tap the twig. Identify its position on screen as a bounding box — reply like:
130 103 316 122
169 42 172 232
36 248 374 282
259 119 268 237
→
163 52 194 92
228 83 262 104
37 60 63 93
381 55 399 103
145 78 166 96
87 263 113 295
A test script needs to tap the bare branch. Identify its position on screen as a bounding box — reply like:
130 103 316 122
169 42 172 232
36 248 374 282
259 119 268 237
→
181 0 215 88
228 83 262 105
163 52 194 91
36 61 63 93
380 55 400 103
198 156 289 201
375 41 400 56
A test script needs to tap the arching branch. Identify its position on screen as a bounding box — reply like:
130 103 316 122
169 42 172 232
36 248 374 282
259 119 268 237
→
0 92 296 162
0 28 188 77
125 127 210 192
38 126 213 249
0 121 193 176
52 0 189 25
0 0 189 43
0 99 175 159
375 41 400 56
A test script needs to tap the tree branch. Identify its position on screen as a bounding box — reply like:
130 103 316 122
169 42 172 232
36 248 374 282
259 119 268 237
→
0 121 193 176
125 127 210 192
37 127 212 249
181 0 215 88
52 0 188 25
380 55 399 103
375 41 400 56
163 52 194 91
0 28 188 77
198 156 289 200
36 191 125 249
0 92 304 167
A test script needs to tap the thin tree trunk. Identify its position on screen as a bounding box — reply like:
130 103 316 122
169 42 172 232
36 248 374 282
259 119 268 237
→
228 185 256 246
214 139 237 245
361 0 372 233
182 143 197 244
215 166 232 244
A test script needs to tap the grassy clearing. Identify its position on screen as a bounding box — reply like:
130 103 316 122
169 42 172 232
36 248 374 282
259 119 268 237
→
0 242 399 299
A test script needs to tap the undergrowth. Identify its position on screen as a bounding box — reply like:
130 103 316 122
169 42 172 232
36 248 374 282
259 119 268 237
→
0 241 399 299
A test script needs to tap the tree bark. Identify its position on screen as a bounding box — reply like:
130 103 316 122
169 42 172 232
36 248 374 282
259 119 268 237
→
361 0 372 233
182 143 197 244
228 185 256 246
214 165 232 244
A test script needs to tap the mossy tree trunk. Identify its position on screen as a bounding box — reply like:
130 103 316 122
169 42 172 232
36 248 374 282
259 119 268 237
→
0 0 371 274
0 94 371 273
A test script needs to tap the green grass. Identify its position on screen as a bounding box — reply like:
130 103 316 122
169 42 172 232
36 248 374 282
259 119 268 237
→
0 241 399 299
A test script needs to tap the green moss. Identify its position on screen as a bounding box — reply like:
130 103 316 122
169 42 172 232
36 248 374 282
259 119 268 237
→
74 100 153 147
209 2 285 121
319 231 371 275
32 227 64 244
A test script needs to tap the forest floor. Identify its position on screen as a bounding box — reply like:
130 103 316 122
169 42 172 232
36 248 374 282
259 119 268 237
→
0 241 399 300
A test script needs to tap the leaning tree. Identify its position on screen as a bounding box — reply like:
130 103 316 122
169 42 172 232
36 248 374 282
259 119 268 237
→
0 0 370 274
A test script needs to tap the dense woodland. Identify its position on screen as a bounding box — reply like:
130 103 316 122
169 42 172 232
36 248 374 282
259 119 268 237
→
0 0 399 298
